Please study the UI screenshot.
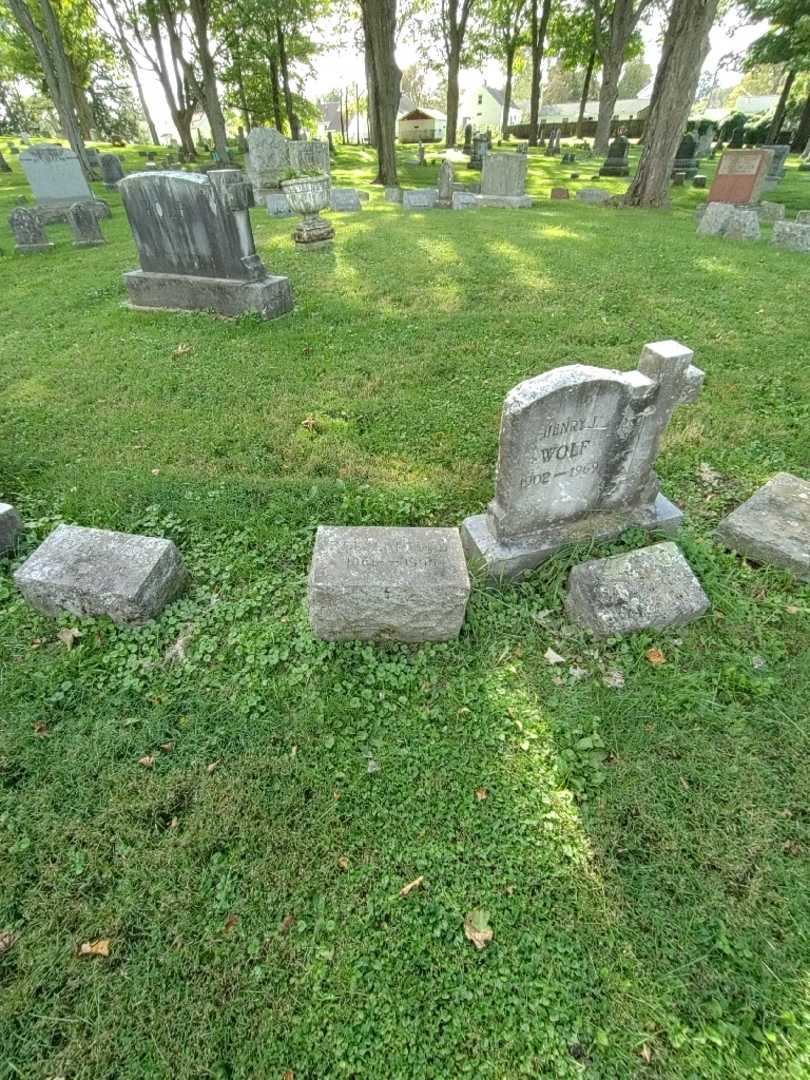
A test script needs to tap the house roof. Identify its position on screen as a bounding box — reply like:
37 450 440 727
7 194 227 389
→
400 107 447 121
539 97 650 121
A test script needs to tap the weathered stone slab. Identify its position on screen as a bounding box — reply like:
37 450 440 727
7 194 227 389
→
707 149 773 205
796 210 810 224
20 145 92 205
451 191 479 210
9 206 52 253
402 188 438 209
437 160 455 207
761 143 790 182
289 139 330 177
755 201 785 223
551 187 570 199
565 542 710 638
723 209 760 241
100 153 124 190
308 526 470 642
576 188 611 204
0 503 23 555
461 340 704 581
120 170 293 319
696 201 735 236
68 201 106 247
266 192 293 217
14 524 187 625
384 186 403 203
481 153 528 196
771 221 810 254
599 136 630 177
330 187 362 211
247 127 289 195
716 472 810 581
477 194 532 208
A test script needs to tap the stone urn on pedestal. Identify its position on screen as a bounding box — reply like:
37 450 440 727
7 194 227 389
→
281 172 334 251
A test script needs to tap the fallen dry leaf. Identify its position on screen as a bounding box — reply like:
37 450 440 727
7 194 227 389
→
172 342 193 356
280 914 296 935
160 741 174 753
206 761 218 774
464 909 493 950
164 624 194 666
399 876 424 898
301 416 318 431
56 627 82 650
475 787 489 801
601 670 625 689
697 462 722 488
786 605 801 614
224 914 240 933
646 647 666 666
151 468 160 476
544 647 566 665
337 855 349 870
640 1044 653 1065
138 755 155 768
0 930 18 955
283 1071 295 1080
33 722 50 738
168 816 179 829
79 938 110 958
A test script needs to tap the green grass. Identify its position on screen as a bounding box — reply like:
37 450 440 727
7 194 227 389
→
1 137 810 1079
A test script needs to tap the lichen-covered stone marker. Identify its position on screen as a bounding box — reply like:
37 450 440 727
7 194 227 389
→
308 526 470 642
0 503 24 555
14 524 186 625
564 542 710 638
716 472 810 581
460 340 704 581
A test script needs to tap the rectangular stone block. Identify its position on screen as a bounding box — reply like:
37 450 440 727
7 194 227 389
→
266 193 293 217
564 542 709 638
20 146 92 205
402 188 438 209
576 188 611 204
330 188 362 211
124 270 293 320
308 526 470 642
14 525 187 625
0 503 23 556
771 221 810 254
716 472 810 581
481 153 528 197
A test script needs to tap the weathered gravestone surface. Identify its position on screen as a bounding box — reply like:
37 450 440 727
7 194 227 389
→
470 133 488 170
796 210 810 224
460 340 704 581
707 149 773 205
100 153 124 190
551 187 570 199
385 186 403 203
289 139 330 176
14 524 187 625
451 191 479 210
330 187 362 211
266 192 293 216
695 125 715 158
479 153 530 207
19 146 108 224
403 188 438 209
672 133 699 179
246 127 289 196
565 541 709 637
599 135 630 177
0 503 24 555
761 144 790 188
437 160 455 208
9 206 53 253
696 201 735 236
119 169 293 319
692 174 707 189
68 201 106 247
771 220 810 254
716 473 810 581
723 209 760 241
308 526 471 642
755 201 785 223
576 187 611 204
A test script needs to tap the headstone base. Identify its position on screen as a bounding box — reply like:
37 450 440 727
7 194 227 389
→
16 241 54 254
33 198 110 225
124 270 293 319
598 162 629 177
460 493 683 581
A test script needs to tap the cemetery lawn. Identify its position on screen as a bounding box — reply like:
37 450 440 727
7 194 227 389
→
2 140 810 1080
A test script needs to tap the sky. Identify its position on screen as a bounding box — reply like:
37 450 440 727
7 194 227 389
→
138 5 770 138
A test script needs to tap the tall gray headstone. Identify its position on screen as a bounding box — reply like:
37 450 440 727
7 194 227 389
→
481 153 528 197
247 127 289 196
100 153 124 190
288 139 330 176
9 206 53 253
437 160 455 208
18 145 109 225
119 169 293 319
460 340 704 580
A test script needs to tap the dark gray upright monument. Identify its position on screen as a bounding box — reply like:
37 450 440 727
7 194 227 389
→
119 169 294 319
599 135 630 177
672 132 699 179
100 153 125 190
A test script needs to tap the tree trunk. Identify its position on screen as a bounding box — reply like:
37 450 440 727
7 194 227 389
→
528 0 552 146
190 0 229 160
768 68 795 143
502 43 516 135
593 0 649 156
576 50 596 138
126 50 160 143
792 90 810 151
360 0 400 184
594 47 622 154
365 45 377 147
446 45 461 147
624 0 719 207
152 1 197 156
276 19 299 138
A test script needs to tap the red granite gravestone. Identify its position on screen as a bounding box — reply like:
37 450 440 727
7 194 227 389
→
707 149 773 205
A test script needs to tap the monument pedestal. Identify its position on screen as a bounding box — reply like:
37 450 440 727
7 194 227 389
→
461 494 683 581
124 270 293 319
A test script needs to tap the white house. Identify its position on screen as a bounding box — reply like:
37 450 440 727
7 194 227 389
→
539 97 651 124
459 84 524 136
398 108 447 143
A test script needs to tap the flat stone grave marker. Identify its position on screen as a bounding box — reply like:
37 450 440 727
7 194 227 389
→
723 209 760 241
451 191 479 210
551 187 570 199
119 169 293 319
460 340 704 581
68 201 106 247
755 201 785 223
771 221 810 254
716 473 810 581
565 542 710 638
14 524 187 625
330 187 362 212
385 186 403 203
403 188 438 209
0 503 23 555
576 188 611 204
707 149 773 205
308 526 471 642
9 207 53 253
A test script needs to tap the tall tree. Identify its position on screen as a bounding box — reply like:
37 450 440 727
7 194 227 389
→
360 0 400 182
5 0 91 172
739 0 810 148
545 3 604 136
92 0 159 140
624 0 719 206
527 0 552 144
591 0 654 155
484 0 529 133
440 0 475 147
